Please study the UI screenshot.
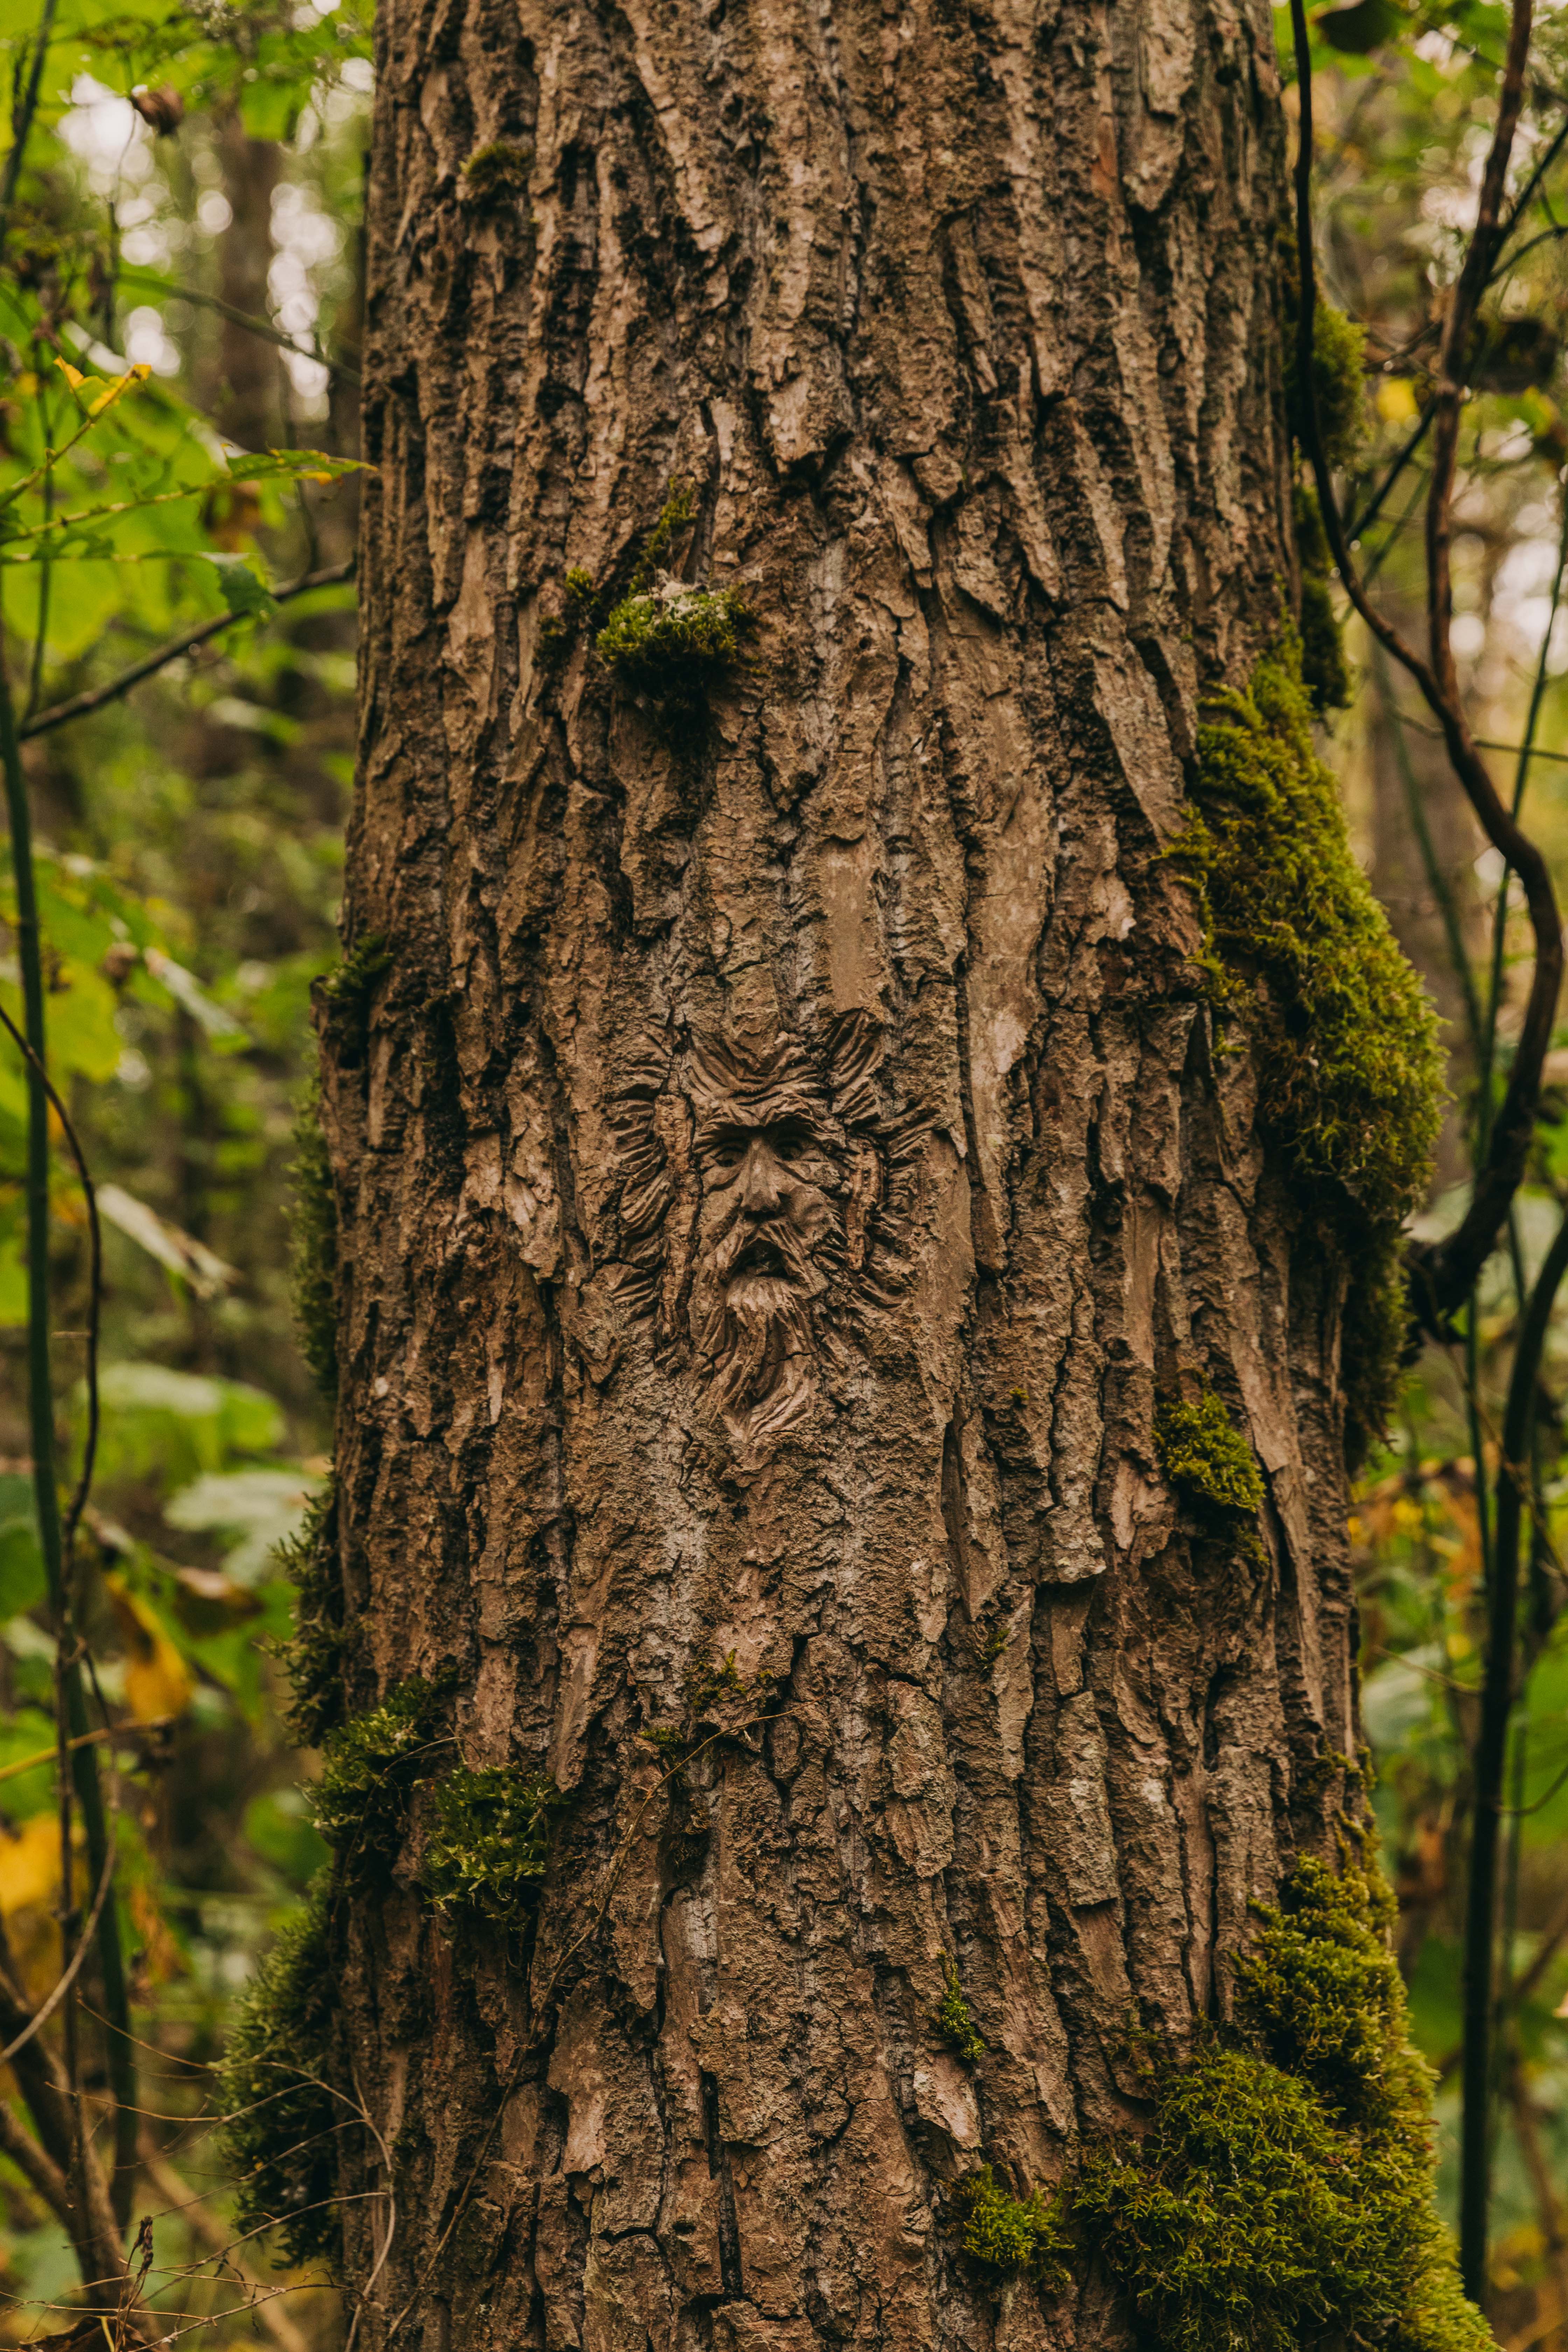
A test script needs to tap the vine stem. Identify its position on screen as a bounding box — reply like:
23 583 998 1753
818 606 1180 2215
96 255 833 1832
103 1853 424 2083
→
0 649 136 2224
1288 0 1561 1330
1459 1204 1568 2296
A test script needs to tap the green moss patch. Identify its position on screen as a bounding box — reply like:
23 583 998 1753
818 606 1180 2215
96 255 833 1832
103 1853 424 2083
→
310 1678 442 1883
1155 1386 1265 1519
460 140 530 208
951 2165 1070 2284
1176 635 1442 1451
420 1765 559 1929
935 1956 985 2064
593 477 752 712
595 582 752 705
1071 1851 1488 2352
216 1882 341 2267
273 1479 343 1748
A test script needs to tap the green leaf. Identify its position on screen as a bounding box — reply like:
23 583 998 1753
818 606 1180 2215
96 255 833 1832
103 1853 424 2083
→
203 551 276 618
0 1474 44 1616
1314 0 1409 50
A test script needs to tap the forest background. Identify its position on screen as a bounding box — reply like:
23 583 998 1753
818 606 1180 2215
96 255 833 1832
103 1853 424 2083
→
0 0 1565 2344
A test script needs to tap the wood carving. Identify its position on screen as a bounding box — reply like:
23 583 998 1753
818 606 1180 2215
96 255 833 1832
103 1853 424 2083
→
612 1013 921 1462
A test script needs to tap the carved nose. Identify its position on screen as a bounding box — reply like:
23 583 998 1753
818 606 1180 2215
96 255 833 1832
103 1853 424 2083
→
741 1141 784 1213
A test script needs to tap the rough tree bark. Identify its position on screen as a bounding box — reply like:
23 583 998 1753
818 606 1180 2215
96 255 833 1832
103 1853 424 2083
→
324 0 1398 2344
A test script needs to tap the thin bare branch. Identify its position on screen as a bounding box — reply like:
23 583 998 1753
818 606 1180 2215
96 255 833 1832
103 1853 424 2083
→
20 558 355 740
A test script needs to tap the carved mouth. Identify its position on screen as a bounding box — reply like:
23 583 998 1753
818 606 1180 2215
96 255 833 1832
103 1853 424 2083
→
732 1233 790 1281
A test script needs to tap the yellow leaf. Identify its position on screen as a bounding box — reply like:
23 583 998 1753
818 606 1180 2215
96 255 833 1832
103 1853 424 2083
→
0 1812 65 1919
105 1575 195 1723
54 359 85 390
1376 376 1419 425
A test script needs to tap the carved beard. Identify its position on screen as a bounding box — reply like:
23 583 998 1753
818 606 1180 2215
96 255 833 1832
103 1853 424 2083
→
693 1210 829 1460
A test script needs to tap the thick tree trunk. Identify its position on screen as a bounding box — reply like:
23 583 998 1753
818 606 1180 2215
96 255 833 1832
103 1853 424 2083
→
328 0 1370 2344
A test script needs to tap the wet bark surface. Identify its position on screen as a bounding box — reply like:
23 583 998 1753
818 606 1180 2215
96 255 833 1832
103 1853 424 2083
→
327 0 1364 2343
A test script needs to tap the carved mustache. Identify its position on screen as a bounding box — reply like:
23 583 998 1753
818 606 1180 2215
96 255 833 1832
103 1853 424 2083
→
712 1206 824 1294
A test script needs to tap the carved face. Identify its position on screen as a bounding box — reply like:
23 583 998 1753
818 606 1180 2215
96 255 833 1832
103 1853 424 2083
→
610 1017 919 1462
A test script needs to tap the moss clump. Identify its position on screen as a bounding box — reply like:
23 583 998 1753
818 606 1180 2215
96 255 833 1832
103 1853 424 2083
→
593 477 752 712
420 1765 559 1928
310 1679 441 1883
216 1882 341 2267
1156 1386 1265 1519
595 582 752 706
1070 1851 1488 2352
951 2166 1070 2284
459 140 531 208
273 1481 343 1748
287 1087 336 1400
935 1956 985 2064
319 931 390 1018
1176 634 1442 1451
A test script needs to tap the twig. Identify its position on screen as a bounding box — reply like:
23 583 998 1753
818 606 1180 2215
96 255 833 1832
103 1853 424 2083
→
1371 639 1483 1062
19 557 354 739
117 268 362 382
0 1716 173 1787
0 612 136 2223
0 0 60 250
0 2099 70 2222
1477 469 1568 1170
1288 0 1560 1332
136 2137 310 2352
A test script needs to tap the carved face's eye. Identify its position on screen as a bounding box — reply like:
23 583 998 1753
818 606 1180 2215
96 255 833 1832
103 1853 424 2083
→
706 1130 752 1174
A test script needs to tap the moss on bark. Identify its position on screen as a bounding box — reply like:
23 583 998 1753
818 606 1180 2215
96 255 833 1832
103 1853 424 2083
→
1155 1386 1266 1520
419 1764 559 1927
1174 634 1443 1454
1070 1849 1486 2352
216 1881 342 2266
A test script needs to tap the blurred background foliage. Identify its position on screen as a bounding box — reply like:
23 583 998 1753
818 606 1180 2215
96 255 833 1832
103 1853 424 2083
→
0 0 364 2337
1300 3 1568 2345
0 0 1567 2344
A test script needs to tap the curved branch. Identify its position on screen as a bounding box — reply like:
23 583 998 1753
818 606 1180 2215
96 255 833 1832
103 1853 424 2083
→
1288 0 1561 1329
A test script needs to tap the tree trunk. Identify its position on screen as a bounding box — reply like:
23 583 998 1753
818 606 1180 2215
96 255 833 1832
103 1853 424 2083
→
325 0 1393 2344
